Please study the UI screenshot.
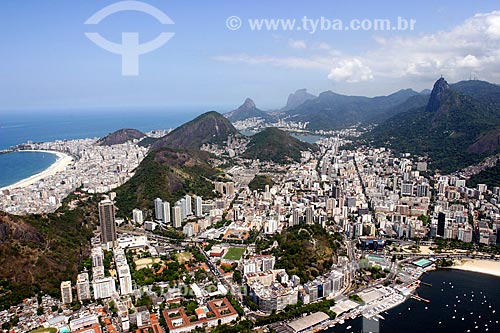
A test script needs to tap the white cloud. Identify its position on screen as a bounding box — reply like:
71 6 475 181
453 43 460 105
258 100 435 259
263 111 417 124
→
328 58 373 83
314 42 342 56
213 54 331 70
456 55 481 68
288 39 307 49
361 11 500 82
316 42 332 50
214 11 500 84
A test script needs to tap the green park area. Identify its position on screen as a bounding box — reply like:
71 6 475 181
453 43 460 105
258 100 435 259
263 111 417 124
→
223 247 245 260
29 328 57 333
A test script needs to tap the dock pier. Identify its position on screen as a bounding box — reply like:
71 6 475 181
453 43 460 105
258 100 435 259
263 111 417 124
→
411 294 431 303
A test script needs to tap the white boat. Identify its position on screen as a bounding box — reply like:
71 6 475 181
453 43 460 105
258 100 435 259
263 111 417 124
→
346 326 352 330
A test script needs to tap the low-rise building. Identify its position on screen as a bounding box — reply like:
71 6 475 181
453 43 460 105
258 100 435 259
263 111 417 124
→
162 298 238 333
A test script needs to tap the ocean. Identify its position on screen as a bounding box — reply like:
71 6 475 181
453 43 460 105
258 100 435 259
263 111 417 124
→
1 114 499 332
0 108 323 188
0 107 208 150
0 108 208 187
0 151 58 188
325 269 500 333
240 131 322 144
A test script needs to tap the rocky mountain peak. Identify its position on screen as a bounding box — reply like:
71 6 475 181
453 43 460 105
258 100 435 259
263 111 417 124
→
426 77 450 113
241 98 256 109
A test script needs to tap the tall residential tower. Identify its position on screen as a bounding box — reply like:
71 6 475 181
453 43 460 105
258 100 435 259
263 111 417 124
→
99 199 117 248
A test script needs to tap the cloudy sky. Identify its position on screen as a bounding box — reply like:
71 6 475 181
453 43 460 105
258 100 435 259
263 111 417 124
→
1 0 499 111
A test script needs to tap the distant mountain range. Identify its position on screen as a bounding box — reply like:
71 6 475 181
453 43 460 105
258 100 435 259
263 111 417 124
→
98 77 500 175
97 128 146 146
215 77 500 173
5 76 500 310
364 78 500 172
114 113 319 213
281 89 316 111
225 98 276 122
285 88 422 130
224 87 433 130
101 111 320 167
151 111 239 151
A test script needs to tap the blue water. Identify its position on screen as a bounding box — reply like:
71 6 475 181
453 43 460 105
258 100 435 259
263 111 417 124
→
0 108 322 188
0 107 209 187
290 133 323 144
0 151 57 188
325 269 500 333
240 130 322 143
0 107 209 150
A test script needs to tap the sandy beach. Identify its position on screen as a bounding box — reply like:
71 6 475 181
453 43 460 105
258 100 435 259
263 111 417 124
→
451 259 500 278
0 150 74 191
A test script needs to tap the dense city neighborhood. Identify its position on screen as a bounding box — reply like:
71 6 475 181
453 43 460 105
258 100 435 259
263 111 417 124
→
2 122 499 333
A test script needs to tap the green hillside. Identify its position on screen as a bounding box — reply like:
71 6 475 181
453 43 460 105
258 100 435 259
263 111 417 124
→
256 224 343 283
364 78 500 173
248 175 275 192
114 147 221 217
286 89 419 130
243 127 318 163
96 128 146 146
0 195 97 309
151 111 239 151
467 161 500 188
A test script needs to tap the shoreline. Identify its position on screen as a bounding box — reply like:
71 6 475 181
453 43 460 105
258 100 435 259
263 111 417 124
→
449 258 500 278
317 261 500 332
318 265 500 333
0 150 74 191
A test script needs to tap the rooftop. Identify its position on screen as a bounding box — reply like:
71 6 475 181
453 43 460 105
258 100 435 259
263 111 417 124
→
287 312 329 333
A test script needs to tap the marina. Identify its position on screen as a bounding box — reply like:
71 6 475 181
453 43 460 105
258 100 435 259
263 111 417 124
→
296 263 500 333
321 269 499 333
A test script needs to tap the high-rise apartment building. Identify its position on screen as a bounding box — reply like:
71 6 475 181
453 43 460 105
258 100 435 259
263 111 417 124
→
76 273 91 302
437 212 446 237
172 206 182 228
161 201 171 224
132 208 144 224
154 198 163 221
60 281 72 304
195 196 203 217
93 277 116 300
185 194 192 216
117 266 133 295
99 200 116 247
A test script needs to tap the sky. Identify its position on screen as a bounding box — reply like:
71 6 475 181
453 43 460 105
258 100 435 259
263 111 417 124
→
0 0 499 111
